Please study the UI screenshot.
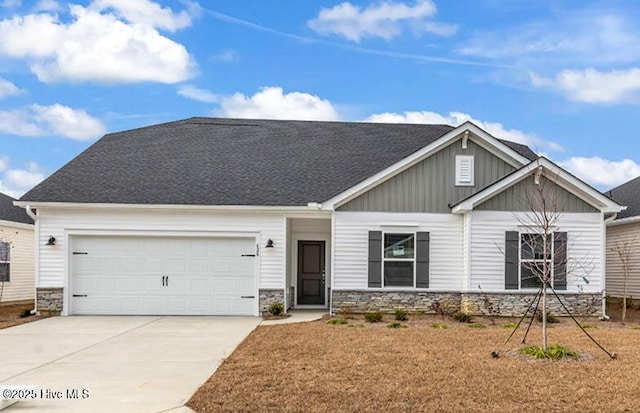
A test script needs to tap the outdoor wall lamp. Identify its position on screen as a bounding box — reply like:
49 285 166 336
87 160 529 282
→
46 236 56 246
265 238 274 248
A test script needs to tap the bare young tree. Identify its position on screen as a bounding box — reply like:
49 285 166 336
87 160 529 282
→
610 231 639 322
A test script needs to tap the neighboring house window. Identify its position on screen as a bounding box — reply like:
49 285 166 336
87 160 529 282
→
455 155 474 186
0 242 10 282
520 233 552 289
504 231 567 291
383 233 415 287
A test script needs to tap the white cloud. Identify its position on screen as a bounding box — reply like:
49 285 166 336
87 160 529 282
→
34 0 60 12
308 0 457 42
558 157 640 189
177 85 218 103
0 0 20 8
211 49 238 63
215 87 339 121
0 77 20 99
90 0 198 32
0 104 105 140
0 162 46 198
365 110 563 152
530 68 640 104
0 2 195 84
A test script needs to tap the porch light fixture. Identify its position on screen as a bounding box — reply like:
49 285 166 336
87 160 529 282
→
46 236 56 246
265 238 274 248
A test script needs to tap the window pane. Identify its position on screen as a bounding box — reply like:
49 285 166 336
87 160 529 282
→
521 234 551 260
384 261 413 287
0 242 9 262
384 234 414 259
0 263 9 282
521 264 545 289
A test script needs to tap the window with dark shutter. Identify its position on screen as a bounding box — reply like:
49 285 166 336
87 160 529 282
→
0 242 9 282
416 232 429 288
504 231 519 290
368 231 382 288
553 232 567 290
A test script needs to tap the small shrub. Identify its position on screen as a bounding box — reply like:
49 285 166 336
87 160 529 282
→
501 322 517 329
452 311 473 323
364 311 383 323
348 323 365 328
429 300 450 318
19 308 33 318
387 322 408 329
630 326 640 330
430 323 447 330
581 323 598 329
337 306 355 319
536 311 560 324
327 318 348 325
467 322 486 329
520 344 579 360
268 302 284 316
394 308 408 321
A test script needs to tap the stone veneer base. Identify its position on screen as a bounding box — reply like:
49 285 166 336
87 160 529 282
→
331 290 601 317
259 288 285 313
36 287 64 316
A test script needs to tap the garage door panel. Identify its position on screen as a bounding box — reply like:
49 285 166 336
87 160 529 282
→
71 236 257 315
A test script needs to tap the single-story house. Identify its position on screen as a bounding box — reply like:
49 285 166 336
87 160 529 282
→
605 177 640 301
16 118 623 317
0 192 34 304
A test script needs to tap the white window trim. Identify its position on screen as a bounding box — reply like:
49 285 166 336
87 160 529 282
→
455 155 475 186
381 232 417 288
519 232 554 290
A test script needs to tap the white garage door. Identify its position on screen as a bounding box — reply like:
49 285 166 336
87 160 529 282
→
70 236 257 315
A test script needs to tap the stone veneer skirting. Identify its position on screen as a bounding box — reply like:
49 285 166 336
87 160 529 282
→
259 288 285 313
331 290 601 317
36 287 64 316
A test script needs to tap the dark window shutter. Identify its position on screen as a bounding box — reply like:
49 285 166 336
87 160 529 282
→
368 231 382 288
0 263 9 282
553 232 567 290
505 231 519 290
416 232 430 288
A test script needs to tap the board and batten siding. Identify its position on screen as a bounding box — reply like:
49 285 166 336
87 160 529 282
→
338 138 517 213
476 175 598 212
36 208 285 290
469 211 603 293
0 222 34 302
606 221 640 298
333 211 463 290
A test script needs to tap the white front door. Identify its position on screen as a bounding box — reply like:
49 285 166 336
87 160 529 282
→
70 236 257 315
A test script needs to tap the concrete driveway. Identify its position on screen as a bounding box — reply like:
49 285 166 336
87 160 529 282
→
0 316 260 412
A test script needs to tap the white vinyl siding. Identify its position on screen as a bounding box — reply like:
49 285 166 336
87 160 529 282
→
469 211 603 293
606 221 640 298
333 212 462 290
0 222 34 302
36 208 286 290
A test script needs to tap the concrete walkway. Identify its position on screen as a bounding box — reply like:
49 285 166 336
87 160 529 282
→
260 310 327 325
0 316 260 413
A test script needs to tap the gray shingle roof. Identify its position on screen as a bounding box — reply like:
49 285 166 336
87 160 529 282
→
607 176 640 219
20 117 537 206
0 192 32 224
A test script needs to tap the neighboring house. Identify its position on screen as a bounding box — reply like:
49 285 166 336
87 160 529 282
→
605 177 640 300
0 192 34 304
16 118 622 317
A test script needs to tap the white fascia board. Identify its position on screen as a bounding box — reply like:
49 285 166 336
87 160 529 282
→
606 215 640 227
452 157 625 214
0 219 34 230
12 201 322 213
322 121 531 210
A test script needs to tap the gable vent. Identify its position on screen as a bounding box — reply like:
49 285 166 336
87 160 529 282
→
455 155 474 186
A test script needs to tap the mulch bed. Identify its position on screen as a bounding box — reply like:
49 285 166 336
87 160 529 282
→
0 302 44 330
188 313 640 413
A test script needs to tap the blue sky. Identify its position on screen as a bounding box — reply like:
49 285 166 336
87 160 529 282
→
0 0 639 197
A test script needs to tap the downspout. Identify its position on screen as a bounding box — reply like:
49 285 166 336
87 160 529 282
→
600 213 617 321
25 206 38 315
25 205 37 222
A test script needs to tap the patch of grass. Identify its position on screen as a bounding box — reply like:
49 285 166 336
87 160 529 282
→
394 308 408 321
630 326 640 330
500 322 517 329
19 308 33 318
326 318 348 325
387 322 408 329
581 324 598 329
430 323 447 330
268 302 284 316
452 311 473 323
364 311 383 323
337 306 354 319
520 344 580 361
467 322 486 329
347 323 365 329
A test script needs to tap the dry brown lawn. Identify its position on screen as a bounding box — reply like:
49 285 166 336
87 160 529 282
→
0 302 43 329
189 312 640 413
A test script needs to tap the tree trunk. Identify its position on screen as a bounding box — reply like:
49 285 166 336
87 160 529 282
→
542 283 547 351
622 278 627 323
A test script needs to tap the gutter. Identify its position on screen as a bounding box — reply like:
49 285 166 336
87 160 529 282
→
24 205 37 222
